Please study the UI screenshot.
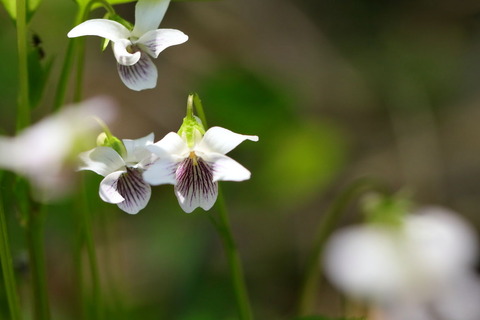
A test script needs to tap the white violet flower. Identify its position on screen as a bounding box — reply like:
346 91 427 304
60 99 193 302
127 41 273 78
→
0 97 116 201
67 0 188 91
143 125 258 213
323 206 480 320
78 133 155 214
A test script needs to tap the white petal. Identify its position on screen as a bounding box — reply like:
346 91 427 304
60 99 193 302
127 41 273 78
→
78 147 125 176
196 126 259 155
131 0 170 38
123 133 155 163
174 157 218 213
68 19 130 42
142 159 178 185
117 52 157 91
136 29 188 58
115 168 152 214
113 39 141 66
99 168 151 214
147 132 188 157
206 154 251 182
99 171 126 204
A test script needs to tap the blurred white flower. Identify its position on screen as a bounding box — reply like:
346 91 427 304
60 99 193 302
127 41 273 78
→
67 0 188 91
0 97 116 201
78 133 154 214
143 127 258 213
324 207 480 320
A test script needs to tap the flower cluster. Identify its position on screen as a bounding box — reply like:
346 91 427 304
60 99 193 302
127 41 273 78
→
78 108 258 214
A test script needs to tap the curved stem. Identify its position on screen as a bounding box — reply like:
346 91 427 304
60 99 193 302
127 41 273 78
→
214 188 254 320
297 177 389 316
16 0 30 129
192 93 208 128
0 176 22 320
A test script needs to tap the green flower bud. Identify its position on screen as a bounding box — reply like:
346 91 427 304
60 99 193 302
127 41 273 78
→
178 94 206 148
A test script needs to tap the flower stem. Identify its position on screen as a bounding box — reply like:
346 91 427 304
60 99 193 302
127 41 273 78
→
16 0 30 129
297 177 389 316
54 0 116 110
0 175 23 320
213 188 254 320
53 7 85 111
79 178 103 320
25 201 51 320
192 93 208 128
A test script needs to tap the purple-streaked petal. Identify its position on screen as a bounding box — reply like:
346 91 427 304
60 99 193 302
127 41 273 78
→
174 156 218 213
99 170 126 204
113 39 141 66
142 158 177 185
147 132 188 158
116 168 152 214
78 146 125 176
204 154 251 182
99 168 151 214
131 0 170 38
136 29 188 58
117 52 157 91
68 19 130 41
196 126 259 155
123 133 155 163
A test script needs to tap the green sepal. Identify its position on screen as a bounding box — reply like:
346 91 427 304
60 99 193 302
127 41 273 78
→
177 115 205 149
361 191 412 227
96 132 127 158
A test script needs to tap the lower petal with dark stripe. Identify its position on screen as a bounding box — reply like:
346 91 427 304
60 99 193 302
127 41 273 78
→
175 155 218 213
117 52 158 91
116 167 151 214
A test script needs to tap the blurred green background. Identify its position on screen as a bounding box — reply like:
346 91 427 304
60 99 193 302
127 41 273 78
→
1 0 480 319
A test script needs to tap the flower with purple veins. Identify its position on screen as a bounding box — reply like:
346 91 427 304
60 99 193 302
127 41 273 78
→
68 0 188 91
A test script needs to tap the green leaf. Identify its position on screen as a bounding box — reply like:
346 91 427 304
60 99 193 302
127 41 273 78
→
0 0 42 21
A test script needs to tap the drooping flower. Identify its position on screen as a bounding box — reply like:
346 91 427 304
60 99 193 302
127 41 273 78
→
143 113 258 213
0 97 116 201
67 0 188 91
323 206 480 320
78 132 155 214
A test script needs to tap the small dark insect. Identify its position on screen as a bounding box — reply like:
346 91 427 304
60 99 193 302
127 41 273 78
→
31 33 45 59
32 33 42 47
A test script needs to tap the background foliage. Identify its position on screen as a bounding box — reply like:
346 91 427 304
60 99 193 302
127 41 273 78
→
1 0 480 319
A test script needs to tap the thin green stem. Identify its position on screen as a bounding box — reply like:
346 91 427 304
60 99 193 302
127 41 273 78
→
214 188 254 320
80 179 103 320
297 177 389 316
54 0 116 110
25 202 50 320
16 0 30 129
192 93 208 128
0 176 22 320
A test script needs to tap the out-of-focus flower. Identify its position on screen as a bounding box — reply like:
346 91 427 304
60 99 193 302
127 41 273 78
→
143 114 258 213
0 97 116 201
78 133 154 214
67 0 188 91
323 206 480 320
